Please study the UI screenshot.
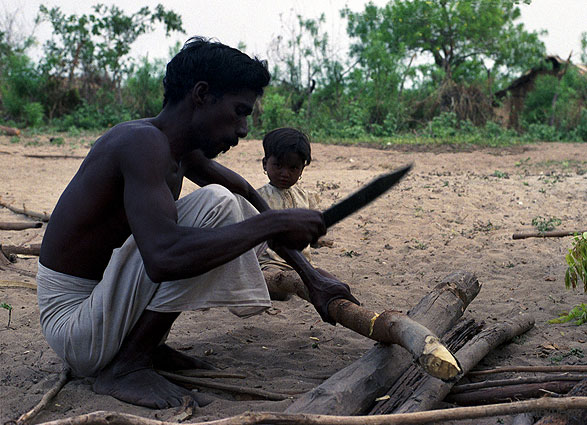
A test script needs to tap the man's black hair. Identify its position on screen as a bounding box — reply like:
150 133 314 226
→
262 128 311 166
163 36 271 106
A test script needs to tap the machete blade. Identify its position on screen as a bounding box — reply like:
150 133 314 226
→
322 163 412 228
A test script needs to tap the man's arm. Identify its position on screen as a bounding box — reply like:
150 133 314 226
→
119 135 324 283
181 149 359 323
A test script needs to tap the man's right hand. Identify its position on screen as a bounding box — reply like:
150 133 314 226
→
270 208 326 251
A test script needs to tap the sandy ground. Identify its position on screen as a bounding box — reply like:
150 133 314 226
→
0 134 586 424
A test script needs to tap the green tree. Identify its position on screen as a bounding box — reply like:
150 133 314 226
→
37 3 184 103
344 0 545 87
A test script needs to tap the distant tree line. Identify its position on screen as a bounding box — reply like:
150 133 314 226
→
0 0 585 143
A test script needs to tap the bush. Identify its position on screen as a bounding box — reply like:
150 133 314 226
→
22 102 44 127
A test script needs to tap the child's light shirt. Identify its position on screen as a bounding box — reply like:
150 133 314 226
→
257 183 320 270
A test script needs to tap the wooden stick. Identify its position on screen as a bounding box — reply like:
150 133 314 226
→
0 280 37 289
31 397 587 425
451 374 587 393
0 125 20 136
173 369 248 379
1 243 41 256
445 380 578 405
0 199 51 222
17 367 71 424
469 365 587 376
23 154 86 160
0 222 42 230
286 271 480 415
158 371 301 401
513 230 586 240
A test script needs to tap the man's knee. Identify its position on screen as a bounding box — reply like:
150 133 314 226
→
178 184 244 227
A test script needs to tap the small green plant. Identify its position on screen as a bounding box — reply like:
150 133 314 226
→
1 302 12 328
492 170 509 178
549 304 587 325
565 232 587 291
531 216 561 233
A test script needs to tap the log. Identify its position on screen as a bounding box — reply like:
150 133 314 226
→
1 243 41 256
29 398 587 425
265 270 462 381
0 125 20 136
534 379 587 425
327 300 461 381
0 198 51 222
513 230 586 240
445 380 577 405
285 270 480 415
372 313 535 414
0 222 42 230
369 318 482 414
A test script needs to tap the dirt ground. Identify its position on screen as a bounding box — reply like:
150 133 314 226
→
0 134 586 424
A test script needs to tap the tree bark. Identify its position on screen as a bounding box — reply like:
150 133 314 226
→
534 379 587 425
372 313 535 414
0 222 42 230
469 366 587 376
451 375 587 393
285 271 480 415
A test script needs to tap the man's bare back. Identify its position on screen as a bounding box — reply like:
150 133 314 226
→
40 120 181 280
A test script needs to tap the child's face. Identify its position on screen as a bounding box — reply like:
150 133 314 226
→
263 152 305 189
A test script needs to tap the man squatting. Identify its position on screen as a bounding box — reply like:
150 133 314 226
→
37 37 359 409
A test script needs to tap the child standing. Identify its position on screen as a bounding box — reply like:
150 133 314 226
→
257 128 332 299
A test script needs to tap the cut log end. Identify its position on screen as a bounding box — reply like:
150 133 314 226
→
419 335 462 381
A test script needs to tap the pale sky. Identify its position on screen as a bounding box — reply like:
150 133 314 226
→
10 0 587 64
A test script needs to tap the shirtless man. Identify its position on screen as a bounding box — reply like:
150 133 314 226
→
37 36 358 409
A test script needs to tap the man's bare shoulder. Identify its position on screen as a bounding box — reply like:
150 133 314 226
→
91 119 170 159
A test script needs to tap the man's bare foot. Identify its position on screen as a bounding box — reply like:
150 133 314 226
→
153 344 215 371
93 366 213 409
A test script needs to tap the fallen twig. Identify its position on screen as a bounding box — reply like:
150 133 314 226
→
32 397 587 425
469 365 587 376
1 243 41 257
452 374 587 393
0 222 42 230
24 154 86 160
446 380 578 405
17 366 71 424
174 369 248 379
0 199 51 222
513 230 587 240
0 280 37 289
158 370 302 400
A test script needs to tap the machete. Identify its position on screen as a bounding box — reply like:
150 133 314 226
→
322 163 412 228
